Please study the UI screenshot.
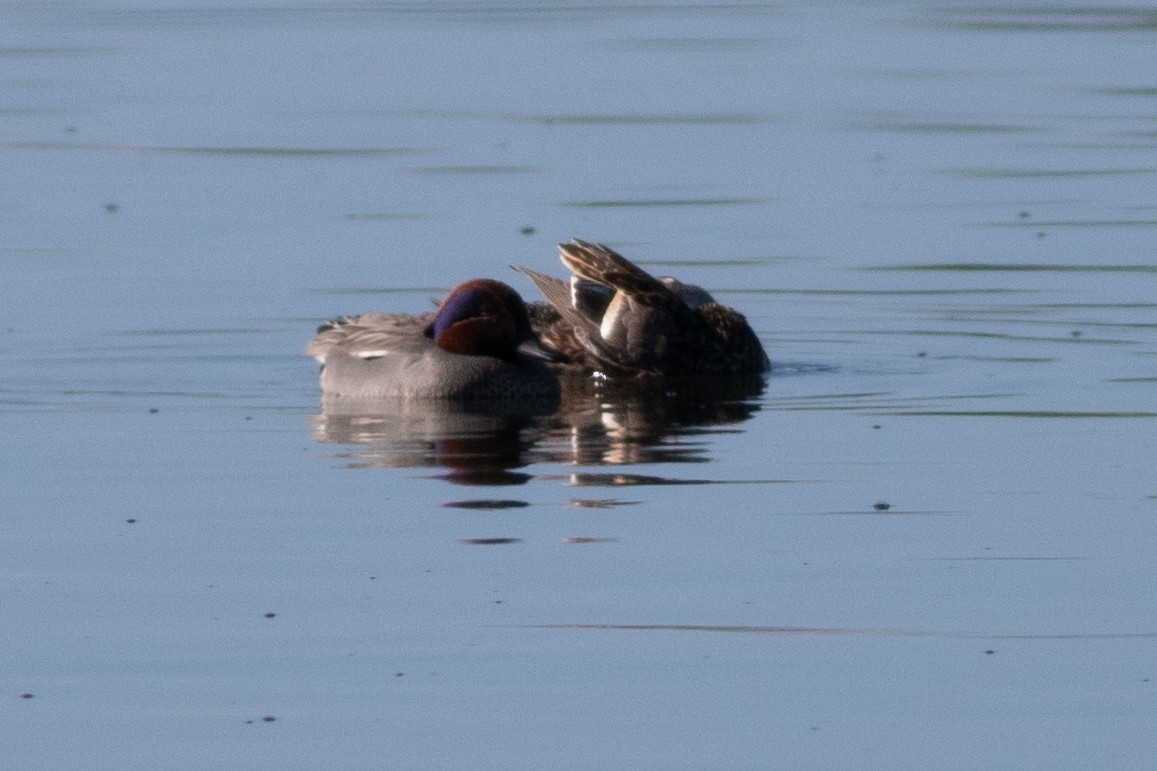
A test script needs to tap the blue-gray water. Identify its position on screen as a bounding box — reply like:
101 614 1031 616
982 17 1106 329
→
3 2 1156 768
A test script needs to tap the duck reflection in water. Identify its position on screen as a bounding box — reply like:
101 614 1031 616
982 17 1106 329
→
310 399 545 485
311 372 764 478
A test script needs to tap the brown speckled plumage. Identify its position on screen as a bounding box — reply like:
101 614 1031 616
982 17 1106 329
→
519 239 770 377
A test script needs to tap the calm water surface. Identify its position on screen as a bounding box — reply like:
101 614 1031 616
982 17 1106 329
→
3 2 1156 768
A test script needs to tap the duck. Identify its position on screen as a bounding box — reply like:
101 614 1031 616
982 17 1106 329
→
305 279 561 403
518 239 770 377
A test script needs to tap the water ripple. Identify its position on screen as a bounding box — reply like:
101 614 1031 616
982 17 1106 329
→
563 197 766 209
522 623 1157 640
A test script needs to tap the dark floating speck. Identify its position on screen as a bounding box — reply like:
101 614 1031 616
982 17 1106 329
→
459 537 522 546
262 715 277 723
520 225 536 235
104 203 119 213
264 612 277 618
20 693 34 699
985 649 996 655
1071 330 1083 337
873 502 891 511
125 518 137 524
395 672 404 677
1018 211 1030 219
148 408 159 414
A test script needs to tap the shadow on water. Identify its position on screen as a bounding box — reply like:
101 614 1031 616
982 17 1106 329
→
310 371 767 487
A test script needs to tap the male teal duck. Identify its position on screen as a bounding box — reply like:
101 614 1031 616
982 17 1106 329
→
305 279 560 402
519 239 770 377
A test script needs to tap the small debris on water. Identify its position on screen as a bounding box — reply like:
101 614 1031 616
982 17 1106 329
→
873 501 891 511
